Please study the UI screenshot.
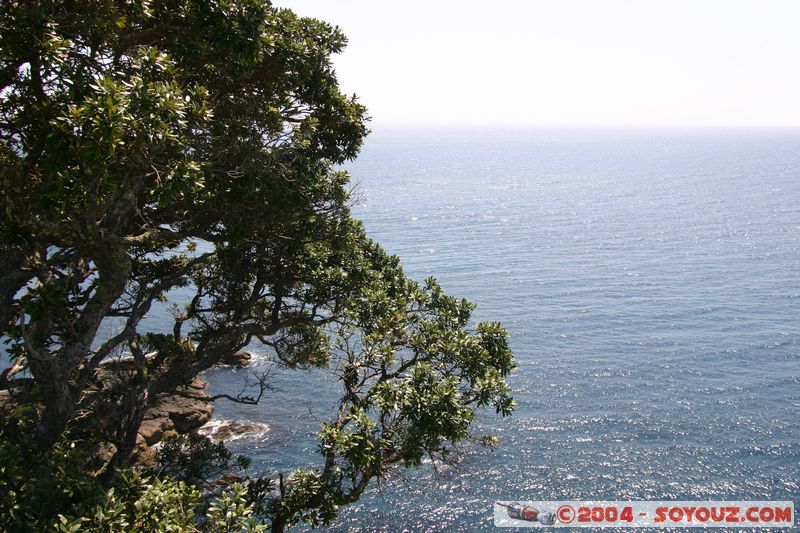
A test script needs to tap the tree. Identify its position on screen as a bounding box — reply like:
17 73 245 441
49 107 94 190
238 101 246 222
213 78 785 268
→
0 1 515 530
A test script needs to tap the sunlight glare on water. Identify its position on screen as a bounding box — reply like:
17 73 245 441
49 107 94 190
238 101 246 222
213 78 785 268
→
207 127 800 531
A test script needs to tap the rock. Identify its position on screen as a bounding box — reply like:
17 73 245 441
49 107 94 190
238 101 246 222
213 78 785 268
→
131 380 214 463
0 390 10 406
188 378 207 390
134 444 158 467
143 382 214 435
170 401 214 433
220 351 252 367
216 473 246 486
138 417 172 446
1 356 218 468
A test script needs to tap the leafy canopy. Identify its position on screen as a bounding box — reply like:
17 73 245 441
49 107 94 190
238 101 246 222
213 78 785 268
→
0 0 515 530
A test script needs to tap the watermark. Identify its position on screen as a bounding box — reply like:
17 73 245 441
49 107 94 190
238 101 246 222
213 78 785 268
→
494 501 794 528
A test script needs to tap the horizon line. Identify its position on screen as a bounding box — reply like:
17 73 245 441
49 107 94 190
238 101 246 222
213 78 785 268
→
366 121 800 130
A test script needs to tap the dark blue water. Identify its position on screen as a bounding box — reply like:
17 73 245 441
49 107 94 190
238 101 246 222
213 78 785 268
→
191 127 800 530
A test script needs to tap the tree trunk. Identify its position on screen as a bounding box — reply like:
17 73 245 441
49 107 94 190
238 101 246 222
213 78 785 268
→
270 516 286 533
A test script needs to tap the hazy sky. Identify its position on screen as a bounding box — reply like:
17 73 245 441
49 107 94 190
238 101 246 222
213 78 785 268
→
274 0 800 127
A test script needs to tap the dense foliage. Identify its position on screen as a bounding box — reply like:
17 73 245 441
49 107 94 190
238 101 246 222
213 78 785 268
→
0 0 515 530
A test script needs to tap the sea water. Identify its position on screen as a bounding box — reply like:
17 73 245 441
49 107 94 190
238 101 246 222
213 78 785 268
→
310 129 800 531
208 127 800 531
1 126 796 530
204 126 800 530
7 126 794 530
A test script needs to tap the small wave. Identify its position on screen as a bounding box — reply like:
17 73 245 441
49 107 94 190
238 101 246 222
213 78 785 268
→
198 419 270 443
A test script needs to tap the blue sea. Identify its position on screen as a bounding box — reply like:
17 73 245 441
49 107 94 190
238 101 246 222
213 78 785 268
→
22 126 767 530
202 126 800 531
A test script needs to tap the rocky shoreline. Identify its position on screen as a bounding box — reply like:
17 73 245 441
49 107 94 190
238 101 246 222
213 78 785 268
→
0 351 260 466
133 350 256 463
133 377 215 463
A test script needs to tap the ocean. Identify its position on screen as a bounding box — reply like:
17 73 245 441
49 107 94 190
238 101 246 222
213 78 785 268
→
81 126 800 530
202 126 800 530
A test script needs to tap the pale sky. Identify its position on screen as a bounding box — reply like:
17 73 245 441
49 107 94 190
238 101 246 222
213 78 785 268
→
273 0 800 127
